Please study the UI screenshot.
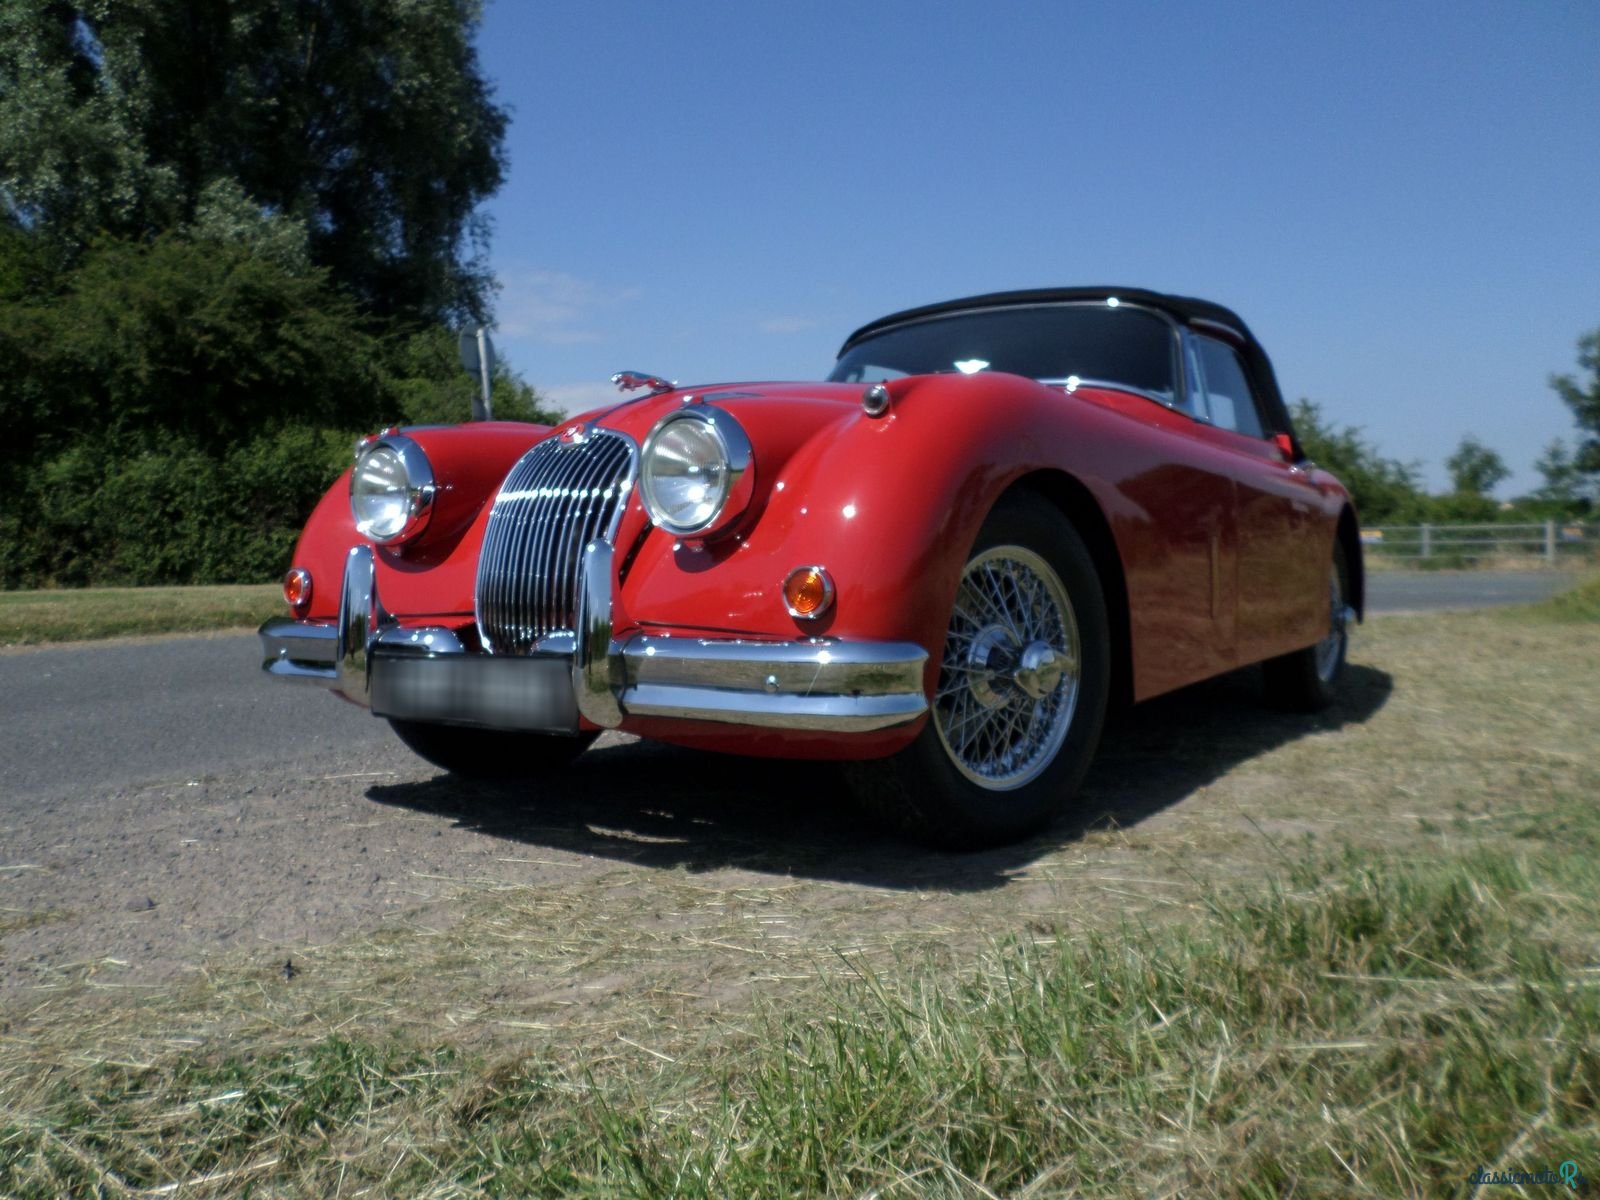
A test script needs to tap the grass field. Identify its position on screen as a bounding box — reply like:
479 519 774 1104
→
2 578 1598 1197
0 584 283 647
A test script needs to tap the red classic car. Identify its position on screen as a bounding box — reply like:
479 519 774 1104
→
261 287 1361 848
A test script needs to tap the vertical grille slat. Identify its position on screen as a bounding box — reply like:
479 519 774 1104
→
475 431 635 654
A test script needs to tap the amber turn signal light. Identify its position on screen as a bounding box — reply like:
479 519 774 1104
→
782 565 835 620
283 567 313 615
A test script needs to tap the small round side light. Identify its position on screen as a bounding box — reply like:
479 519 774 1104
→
783 565 835 620
862 383 891 418
283 568 313 615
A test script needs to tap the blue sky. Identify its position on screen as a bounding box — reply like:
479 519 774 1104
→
472 0 1599 498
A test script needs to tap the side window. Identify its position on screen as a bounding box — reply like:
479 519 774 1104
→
1194 335 1265 439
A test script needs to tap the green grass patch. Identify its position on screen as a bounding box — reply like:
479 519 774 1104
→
1504 571 1600 623
2 573 1597 1196
0 584 282 646
4 816 1596 1197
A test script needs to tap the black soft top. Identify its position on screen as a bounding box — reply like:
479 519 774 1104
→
838 286 1296 443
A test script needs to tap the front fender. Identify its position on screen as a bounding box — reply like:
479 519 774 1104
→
286 422 553 623
619 374 1116 660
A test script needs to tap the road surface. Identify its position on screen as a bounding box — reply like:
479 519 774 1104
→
0 569 1577 807
1364 568 1574 614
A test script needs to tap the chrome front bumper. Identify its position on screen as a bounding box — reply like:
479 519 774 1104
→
260 543 928 734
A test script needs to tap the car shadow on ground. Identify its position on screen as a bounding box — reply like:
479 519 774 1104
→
365 662 1393 892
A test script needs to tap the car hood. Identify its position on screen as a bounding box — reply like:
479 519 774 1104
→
555 380 876 480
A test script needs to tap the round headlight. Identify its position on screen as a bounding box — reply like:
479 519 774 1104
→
350 435 434 543
640 407 754 537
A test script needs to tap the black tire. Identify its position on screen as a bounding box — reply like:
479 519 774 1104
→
1262 539 1352 712
388 719 596 780
847 495 1111 850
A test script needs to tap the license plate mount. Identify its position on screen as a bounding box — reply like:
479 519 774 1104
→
370 652 580 734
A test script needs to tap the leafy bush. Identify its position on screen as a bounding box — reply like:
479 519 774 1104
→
0 233 555 587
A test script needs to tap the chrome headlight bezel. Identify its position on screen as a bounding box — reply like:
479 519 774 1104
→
639 406 755 538
350 433 436 544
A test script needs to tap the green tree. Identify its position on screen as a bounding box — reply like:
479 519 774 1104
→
1531 440 1589 511
0 0 507 324
1290 399 1426 522
386 328 563 428
1444 435 1510 497
1549 330 1600 476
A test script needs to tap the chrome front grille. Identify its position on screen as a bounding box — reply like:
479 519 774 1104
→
475 431 635 654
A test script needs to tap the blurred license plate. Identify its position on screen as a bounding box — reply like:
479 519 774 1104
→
370 653 579 733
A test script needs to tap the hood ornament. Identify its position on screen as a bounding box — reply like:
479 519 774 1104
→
611 370 675 395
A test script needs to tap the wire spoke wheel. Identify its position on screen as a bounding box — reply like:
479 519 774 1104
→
933 545 1081 790
845 496 1109 850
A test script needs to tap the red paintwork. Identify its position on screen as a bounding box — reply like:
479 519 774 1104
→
290 422 553 623
288 372 1354 759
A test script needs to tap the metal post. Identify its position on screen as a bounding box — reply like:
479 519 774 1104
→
474 328 494 422
1545 520 1556 567
1420 523 1431 560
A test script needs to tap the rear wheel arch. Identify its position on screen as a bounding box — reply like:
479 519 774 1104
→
1335 504 1365 619
999 470 1133 711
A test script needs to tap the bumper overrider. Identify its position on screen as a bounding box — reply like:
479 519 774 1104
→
259 544 929 735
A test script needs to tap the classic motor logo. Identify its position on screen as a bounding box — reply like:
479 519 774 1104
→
1468 1161 1586 1191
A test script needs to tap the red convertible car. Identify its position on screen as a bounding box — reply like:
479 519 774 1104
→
261 287 1361 848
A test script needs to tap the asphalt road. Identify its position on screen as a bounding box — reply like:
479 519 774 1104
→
0 570 1577 810
0 633 388 808
1364 568 1575 614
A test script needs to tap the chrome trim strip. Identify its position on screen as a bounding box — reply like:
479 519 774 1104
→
573 540 624 727
337 544 386 706
621 685 926 731
1040 375 1182 413
373 626 467 656
260 616 338 681
617 636 928 732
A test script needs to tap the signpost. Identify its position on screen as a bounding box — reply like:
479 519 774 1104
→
457 327 496 422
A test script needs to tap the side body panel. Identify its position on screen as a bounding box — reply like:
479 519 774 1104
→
592 376 1346 705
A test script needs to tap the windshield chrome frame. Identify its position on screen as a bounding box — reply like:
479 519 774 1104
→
832 299 1197 417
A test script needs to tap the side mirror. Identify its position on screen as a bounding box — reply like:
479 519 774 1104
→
1272 432 1298 464
457 328 496 421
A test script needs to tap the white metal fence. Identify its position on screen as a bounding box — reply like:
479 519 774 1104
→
1359 521 1596 566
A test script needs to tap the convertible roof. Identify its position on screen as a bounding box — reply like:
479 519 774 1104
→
838 286 1296 442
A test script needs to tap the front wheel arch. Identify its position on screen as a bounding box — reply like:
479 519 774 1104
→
997 471 1132 712
847 493 1112 850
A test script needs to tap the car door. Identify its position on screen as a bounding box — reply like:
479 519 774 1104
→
1188 331 1326 665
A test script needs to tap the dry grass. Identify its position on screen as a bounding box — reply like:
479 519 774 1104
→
3 589 1598 1196
0 584 282 646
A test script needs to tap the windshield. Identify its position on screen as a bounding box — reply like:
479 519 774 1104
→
828 303 1178 402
